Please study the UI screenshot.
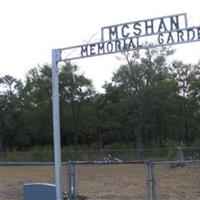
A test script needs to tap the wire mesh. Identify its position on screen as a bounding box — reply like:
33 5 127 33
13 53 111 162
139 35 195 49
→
0 148 200 200
154 162 200 200
0 165 68 200
75 163 146 200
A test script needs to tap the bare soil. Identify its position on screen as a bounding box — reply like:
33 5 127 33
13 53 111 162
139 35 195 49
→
0 163 200 200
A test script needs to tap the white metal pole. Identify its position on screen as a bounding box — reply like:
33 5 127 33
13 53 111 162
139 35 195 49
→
52 49 63 200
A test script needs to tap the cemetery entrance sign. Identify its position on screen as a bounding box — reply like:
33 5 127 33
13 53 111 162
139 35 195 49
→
57 13 200 62
51 13 200 199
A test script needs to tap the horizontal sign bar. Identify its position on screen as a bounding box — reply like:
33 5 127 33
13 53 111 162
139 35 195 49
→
59 26 200 62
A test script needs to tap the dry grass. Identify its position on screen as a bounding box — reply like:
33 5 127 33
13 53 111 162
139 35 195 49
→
0 163 200 200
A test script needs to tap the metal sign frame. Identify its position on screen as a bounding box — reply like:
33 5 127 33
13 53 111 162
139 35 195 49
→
51 13 200 199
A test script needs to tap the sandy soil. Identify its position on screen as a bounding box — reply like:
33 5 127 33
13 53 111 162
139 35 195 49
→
0 163 200 200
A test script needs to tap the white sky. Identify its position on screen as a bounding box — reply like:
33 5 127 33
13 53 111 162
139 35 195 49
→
1 0 200 91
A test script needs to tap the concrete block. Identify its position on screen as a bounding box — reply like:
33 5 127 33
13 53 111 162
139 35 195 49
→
23 183 56 200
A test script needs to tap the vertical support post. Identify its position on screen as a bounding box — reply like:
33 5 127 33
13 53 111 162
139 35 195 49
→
68 161 76 200
146 161 156 200
52 49 63 200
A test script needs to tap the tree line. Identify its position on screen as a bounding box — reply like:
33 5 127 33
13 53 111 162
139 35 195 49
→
0 47 200 151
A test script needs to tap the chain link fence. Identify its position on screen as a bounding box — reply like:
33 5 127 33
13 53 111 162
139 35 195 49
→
0 147 200 200
147 160 200 200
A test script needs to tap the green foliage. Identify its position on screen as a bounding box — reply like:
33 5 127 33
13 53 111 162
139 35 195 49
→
103 143 133 150
0 47 200 152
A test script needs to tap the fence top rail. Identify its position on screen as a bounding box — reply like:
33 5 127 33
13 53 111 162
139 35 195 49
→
0 160 145 166
148 160 200 165
1 159 200 166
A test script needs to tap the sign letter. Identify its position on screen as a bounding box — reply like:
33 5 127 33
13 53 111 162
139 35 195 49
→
108 26 118 40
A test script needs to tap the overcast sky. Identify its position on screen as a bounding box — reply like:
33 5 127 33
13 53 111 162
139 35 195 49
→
1 0 200 91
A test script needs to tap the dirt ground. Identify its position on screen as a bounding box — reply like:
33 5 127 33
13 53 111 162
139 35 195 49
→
0 163 200 200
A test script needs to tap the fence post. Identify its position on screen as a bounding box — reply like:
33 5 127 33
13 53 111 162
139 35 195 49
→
68 161 76 200
176 146 184 162
146 160 156 200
